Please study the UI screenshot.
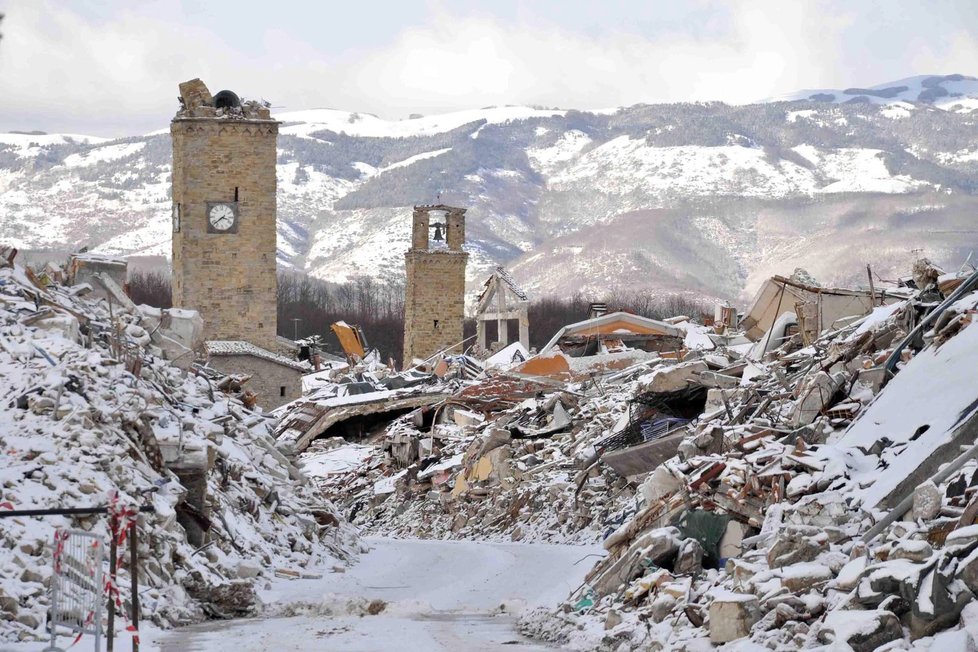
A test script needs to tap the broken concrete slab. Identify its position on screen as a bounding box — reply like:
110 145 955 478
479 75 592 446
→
817 609 903 652
709 592 759 643
790 371 844 427
642 360 708 393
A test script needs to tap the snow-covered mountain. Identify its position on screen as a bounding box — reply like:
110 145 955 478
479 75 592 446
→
765 73 978 112
4 74 978 302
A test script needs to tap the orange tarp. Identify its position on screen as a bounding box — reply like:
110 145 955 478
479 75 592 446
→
514 352 571 378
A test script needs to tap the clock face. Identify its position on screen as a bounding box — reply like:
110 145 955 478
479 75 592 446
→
208 203 236 232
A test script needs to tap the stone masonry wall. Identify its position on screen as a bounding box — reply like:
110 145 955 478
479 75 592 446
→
402 251 468 367
206 354 302 411
171 118 279 351
402 205 469 367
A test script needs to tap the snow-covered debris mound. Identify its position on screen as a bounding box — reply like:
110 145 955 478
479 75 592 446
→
0 256 357 643
519 264 978 650
290 365 631 543
292 345 739 545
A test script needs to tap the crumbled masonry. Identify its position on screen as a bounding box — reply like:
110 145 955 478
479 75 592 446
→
284 259 978 650
0 252 357 643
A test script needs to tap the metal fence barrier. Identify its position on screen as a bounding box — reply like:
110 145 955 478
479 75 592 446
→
1 504 153 652
45 530 105 652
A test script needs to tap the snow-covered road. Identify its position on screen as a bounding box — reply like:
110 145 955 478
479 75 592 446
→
157 536 604 651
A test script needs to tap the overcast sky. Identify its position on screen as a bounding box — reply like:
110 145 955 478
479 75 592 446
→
1 0 977 136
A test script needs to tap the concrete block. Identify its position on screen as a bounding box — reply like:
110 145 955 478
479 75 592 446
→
67 253 127 304
818 610 902 651
708 592 759 643
453 408 484 427
33 313 80 344
912 480 942 521
767 525 828 568
645 360 709 393
790 371 844 427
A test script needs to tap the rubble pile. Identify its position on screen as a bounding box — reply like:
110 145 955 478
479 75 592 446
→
0 255 358 642
299 372 640 543
518 262 978 650
294 326 740 544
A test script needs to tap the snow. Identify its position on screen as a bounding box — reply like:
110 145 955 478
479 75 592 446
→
155 536 602 652
549 136 817 200
847 300 908 340
272 536 599 610
0 132 108 157
206 340 308 370
8 538 600 652
374 469 408 495
881 102 915 119
710 589 757 602
300 365 349 393
417 453 464 479
62 141 146 168
786 109 816 123
527 130 592 174
838 320 978 508
357 148 454 179
300 444 376 476
765 74 978 109
484 341 529 368
792 145 928 193
821 609 893 641
679 322 716 350
277 106 567 139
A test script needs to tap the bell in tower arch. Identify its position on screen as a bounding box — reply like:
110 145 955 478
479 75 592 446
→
431 222 445 242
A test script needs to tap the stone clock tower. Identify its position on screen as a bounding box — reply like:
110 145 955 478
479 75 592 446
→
171 78 279 350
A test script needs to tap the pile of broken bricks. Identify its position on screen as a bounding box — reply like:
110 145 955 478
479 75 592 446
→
519 262 978 650
300 371 644 544
0 252 358 643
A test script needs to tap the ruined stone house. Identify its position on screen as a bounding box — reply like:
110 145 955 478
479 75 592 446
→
205 340 304 411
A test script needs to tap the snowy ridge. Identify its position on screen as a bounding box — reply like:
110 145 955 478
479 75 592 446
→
4 77 978 300
765 73 978 111
277 105 566 139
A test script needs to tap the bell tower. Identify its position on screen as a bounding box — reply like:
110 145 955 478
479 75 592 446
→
402 205 469 367
170 78 279 350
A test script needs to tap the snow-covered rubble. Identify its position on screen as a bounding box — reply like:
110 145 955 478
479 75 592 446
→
268 257 978 650
297 372 640 544
514 262 978 650
0 253 357 643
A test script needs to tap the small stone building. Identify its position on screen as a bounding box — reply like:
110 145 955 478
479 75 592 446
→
402 204 469 367
205 341 305 411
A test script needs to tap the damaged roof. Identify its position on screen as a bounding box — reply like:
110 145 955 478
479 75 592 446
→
477 266 528 305
539 311 684 354
206 339 308 371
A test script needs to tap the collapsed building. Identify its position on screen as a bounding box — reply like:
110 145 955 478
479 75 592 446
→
0 249 357 644
270 257 978 650
475 266 530 354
